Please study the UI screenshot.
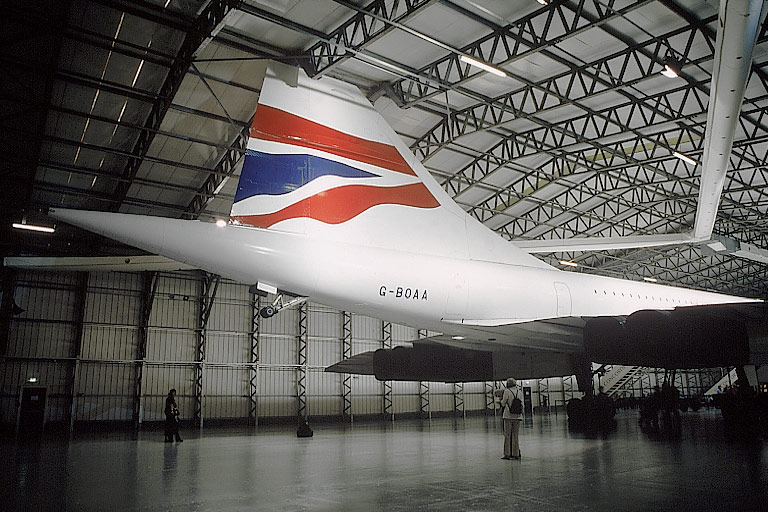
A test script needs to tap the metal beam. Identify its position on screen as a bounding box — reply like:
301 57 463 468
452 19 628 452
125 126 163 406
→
110 0 242 211
185 123 250 218
249 293 260 426
68 272 88 434
195 272 219 428
306 0 436 77
341 311 352 422
382 321 393 420
297 302 308 420
133 271 158 430
417 329 429 419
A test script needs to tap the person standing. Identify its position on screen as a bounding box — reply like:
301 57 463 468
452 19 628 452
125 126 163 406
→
164 389 183 443
500 378 523 460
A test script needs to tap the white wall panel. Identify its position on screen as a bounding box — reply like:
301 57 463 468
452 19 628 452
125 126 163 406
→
151 296 198 330
146 330 197 362
75 362 134 421
84 289 141 326
81 326 137 360
259 334 296 365
351 314 381 343
203 367 249 419
7 322 75 358
208 301 250 333
258 368 297 417
206 333 249 363
307 371 342 416
307 339 341 366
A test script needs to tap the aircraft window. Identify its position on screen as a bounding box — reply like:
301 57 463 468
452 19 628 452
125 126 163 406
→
621 292 624 297
629 293 633 298
613 292 616 296
604 290 607 295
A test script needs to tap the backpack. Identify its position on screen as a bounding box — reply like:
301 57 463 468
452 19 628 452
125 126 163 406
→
507 391 522 415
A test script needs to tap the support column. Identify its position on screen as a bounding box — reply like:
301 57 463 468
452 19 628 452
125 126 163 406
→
341 311 352 422
194 272 219 429
68 272 89 433
297 302 308 420
382 321 393 420
453 382 464 417
0 269 17 426
417 329 430 419
134 271 158 430
538 378 550 411
0 269 16 359
485 380 500 416
248 294 260 426
562 375 575 405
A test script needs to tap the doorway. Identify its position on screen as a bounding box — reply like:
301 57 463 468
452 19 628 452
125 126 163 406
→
18 386 46 440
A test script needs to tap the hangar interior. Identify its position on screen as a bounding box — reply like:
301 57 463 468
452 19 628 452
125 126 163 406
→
3 1 768 510
2 0 767 431
0 0 768 428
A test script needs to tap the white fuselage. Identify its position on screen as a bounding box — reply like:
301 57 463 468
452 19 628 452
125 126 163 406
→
142 219 752 351
46 208 757 355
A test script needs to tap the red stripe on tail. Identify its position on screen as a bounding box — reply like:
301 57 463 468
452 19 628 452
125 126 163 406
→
251 105 416 176
231 183 439 228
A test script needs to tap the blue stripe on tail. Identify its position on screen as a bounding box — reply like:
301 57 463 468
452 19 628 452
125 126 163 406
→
234 150 377 202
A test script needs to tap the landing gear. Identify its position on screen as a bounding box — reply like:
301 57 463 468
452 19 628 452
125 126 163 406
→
566 355 616 432
259 294 307 318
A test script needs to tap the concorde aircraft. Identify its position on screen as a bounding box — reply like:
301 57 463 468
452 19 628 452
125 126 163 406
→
45 60 768 394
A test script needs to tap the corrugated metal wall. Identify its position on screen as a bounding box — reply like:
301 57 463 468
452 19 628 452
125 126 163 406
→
1 269 567 430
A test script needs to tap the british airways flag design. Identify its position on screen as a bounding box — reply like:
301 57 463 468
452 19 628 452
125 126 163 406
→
230 105 440 229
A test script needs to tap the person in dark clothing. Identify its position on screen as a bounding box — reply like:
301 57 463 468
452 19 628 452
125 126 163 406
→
164 389 183 442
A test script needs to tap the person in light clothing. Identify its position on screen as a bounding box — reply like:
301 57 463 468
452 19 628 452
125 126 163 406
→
499 378 523 459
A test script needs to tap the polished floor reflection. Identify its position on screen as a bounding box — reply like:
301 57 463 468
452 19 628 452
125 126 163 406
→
1 409 766 511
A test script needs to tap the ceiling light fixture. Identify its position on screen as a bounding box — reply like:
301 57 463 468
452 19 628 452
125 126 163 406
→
673 151 697 165
12 222 55 233
660 56 680 78
459 54 507 78
452 336 465 340
215 219 227 227
559 260 578 268
536 0 549 4
643 277 658 283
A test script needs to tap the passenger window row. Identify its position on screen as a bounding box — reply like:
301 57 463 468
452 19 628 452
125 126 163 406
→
592 289 693 305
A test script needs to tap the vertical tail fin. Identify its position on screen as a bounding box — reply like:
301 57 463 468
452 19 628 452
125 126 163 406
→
231 62 551 269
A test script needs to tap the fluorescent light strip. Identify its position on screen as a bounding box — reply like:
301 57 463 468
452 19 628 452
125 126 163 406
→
643 277 658 283
13 223 55 233
673 151 696 165
459 55 507 77
559 260 578 267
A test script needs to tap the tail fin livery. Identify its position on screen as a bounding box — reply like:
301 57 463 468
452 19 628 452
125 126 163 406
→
231 62 551 269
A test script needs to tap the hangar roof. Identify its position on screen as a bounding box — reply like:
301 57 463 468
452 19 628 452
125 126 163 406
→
1 0 767 298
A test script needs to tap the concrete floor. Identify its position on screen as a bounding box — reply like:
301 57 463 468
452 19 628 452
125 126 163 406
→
1 409 766 511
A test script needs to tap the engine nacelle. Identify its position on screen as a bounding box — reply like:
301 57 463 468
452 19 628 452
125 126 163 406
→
372 345 493 382
585 309 751 368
